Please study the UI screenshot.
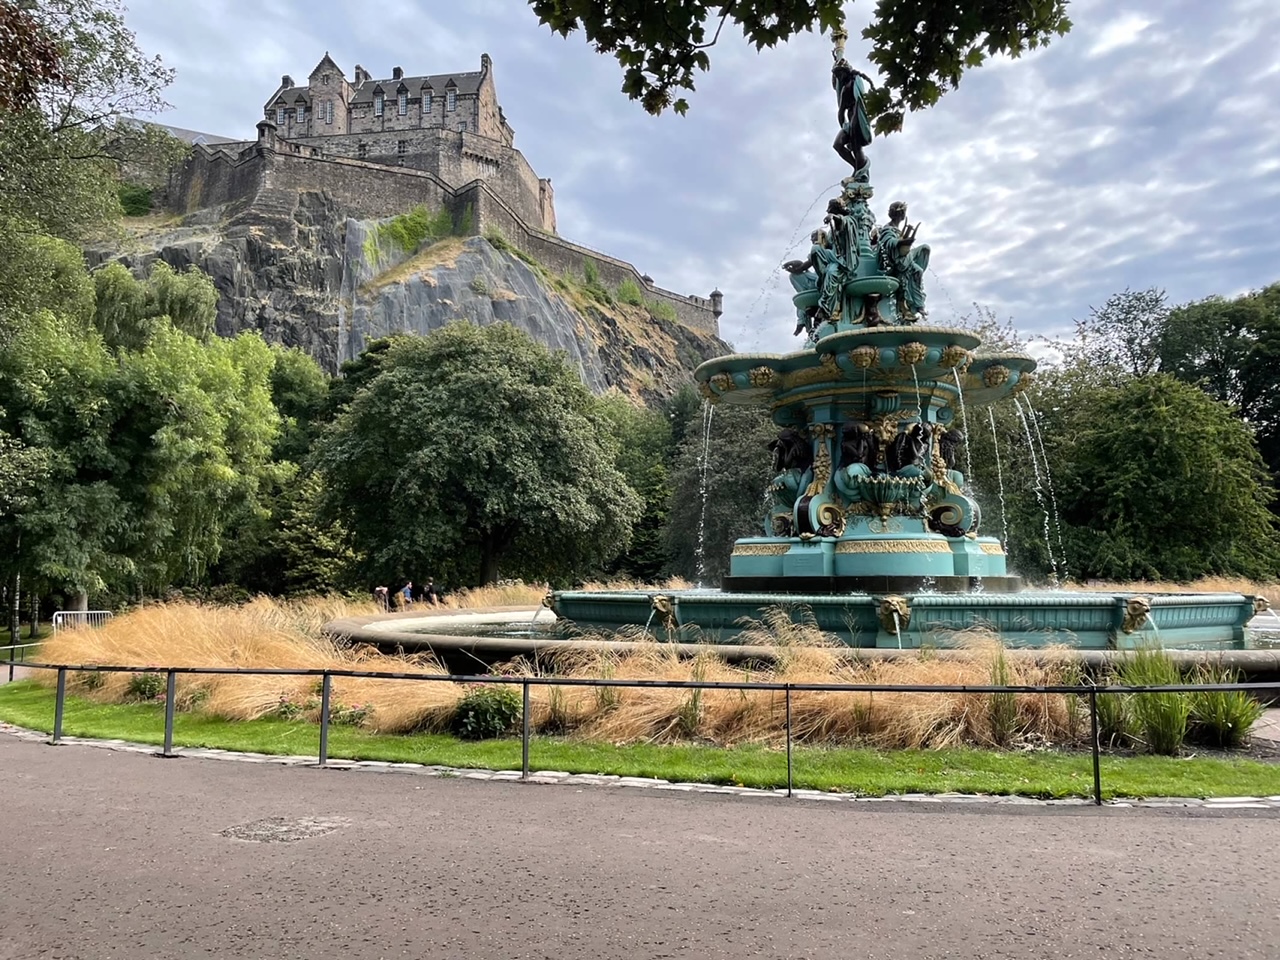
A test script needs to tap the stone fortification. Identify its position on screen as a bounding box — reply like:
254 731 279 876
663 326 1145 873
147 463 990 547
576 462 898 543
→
169 122 722 337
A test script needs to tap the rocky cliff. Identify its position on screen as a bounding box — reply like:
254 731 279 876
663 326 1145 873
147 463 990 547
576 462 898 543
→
87 190 728 401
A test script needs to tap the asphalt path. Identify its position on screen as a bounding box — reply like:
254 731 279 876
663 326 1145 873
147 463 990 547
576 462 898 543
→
1 736 1279 959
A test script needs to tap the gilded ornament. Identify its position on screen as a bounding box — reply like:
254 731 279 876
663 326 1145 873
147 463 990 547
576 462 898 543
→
709 372 736 393
834 540 950 553
748 365 780 388
1120 597 1153 634
877 595 911 634
940 345 972 370
650 595 678 630
816 502 846 538
1254 596 1272 615
697 380 716 401
1009 371 1034 396
980 542 1005 555
982 365 1011 389
541 592 555 609
897 341 928 366
805 430 833 497
732 543 791 556
848 345 878 369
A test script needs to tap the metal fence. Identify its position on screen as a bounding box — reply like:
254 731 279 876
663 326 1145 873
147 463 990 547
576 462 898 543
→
1 653 1276 806
51 611 113 634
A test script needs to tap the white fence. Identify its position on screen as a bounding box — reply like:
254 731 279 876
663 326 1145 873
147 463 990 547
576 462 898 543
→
51 610 113 634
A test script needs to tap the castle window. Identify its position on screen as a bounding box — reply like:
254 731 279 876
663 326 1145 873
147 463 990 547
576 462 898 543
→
397 140 408 155
446 88 457 112
398 92 407 115
323 74 330 85
276 105 285 126
374 93 384 116
296 104 305 122
357 142 367 158
423 93 432 114
325 100 334 124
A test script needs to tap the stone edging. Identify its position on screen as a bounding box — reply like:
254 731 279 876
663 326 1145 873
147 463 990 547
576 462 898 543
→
4 722 1279 811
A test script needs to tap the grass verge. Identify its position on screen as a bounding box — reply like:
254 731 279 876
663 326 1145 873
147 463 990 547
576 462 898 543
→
3 682 1276 800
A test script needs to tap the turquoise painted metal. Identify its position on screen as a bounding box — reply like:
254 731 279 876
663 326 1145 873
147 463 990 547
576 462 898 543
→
548 34 1265 652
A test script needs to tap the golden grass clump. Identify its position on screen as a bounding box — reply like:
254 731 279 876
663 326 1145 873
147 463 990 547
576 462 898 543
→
1067 576 1274 598
40 599 1093 750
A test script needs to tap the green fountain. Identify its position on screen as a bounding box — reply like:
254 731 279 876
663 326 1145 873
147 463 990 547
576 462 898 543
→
550 29 1266 651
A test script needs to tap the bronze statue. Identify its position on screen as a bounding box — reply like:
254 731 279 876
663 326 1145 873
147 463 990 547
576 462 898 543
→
877 201 930 320
768 427 814 473
783 226 847 330
832 58 875 176
840 422 879 470
886 422 933 474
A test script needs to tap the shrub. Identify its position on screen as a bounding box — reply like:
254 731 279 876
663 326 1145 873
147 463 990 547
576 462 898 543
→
469 276 489 296
126 672 165 700
1188 664 1263 749
330 702 373 726
987 647 1019 747
75 670 106 691
484 226 512 253
118 183 153 216
1115 646 1190 755
1094 684 1130 747
452 684 521 739
646 298 679 322
582 258 600 285
616 278 644 306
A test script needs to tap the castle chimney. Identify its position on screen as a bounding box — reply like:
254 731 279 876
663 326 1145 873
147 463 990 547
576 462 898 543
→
392 66 403 80
354 64 366 83
710 288 724 318
281 74 294 88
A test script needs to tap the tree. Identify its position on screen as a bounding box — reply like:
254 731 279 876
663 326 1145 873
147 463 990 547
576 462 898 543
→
1065 288 1169 379
664 402 776 583
528 0 1071 131
92 259 217 351
0 0 184 239
1057 375 1280 581
314 323 642 586
0 1 67 113
596 391 675 581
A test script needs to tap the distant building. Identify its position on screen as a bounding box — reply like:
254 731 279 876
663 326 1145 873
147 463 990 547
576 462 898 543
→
262 53 556 233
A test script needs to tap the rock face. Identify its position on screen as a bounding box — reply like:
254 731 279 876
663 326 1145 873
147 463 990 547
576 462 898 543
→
87 191 727 400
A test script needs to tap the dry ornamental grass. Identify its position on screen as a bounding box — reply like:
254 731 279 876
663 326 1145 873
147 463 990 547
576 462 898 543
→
36 598 1109 750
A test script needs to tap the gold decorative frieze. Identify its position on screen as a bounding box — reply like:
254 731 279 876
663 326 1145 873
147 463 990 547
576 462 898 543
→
834 540 951 553
731 543 791 556
980 542 1005 555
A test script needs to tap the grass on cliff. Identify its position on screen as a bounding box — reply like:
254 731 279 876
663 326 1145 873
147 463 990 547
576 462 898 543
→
2 681 1277 800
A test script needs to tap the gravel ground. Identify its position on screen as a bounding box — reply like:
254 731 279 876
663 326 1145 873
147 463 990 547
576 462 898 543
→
1 734 1279 959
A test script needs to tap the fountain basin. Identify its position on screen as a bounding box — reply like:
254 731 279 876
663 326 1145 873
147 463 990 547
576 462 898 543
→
549 590 1262 651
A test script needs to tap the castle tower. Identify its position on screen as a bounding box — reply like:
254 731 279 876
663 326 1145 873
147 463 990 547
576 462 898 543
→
306 52 352 135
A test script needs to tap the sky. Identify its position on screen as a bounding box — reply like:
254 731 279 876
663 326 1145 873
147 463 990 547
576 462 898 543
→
122 0 1280 354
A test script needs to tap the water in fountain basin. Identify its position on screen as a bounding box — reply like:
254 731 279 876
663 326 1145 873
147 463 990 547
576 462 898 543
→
694 402 716 586
988 407 1010 552
1014 396 1060 584
951 366 974 487
1024 398 1069 582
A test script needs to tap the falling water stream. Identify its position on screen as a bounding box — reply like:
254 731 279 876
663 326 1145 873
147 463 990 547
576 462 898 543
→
951 366 974 486
891 610 904 650
1023 398 1068 582
1014 396 1060 584
988 407 1010 552
910 364 923 417
694 402 716 586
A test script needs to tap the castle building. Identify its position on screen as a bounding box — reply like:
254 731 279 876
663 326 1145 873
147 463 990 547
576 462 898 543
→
264 53 556 233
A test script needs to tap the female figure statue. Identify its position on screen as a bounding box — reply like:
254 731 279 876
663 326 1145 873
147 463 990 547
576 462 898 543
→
832 58 875 178
877 201 930 320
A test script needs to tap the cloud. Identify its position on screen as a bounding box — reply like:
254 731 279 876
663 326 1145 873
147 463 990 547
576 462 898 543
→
124 0 1280 355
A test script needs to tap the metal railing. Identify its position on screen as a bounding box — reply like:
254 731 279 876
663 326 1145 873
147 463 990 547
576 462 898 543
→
2 642 40 683
51 611 112 634
3 655 1276 806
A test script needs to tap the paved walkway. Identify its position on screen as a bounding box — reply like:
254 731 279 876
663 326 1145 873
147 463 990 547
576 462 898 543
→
1 734 1278 959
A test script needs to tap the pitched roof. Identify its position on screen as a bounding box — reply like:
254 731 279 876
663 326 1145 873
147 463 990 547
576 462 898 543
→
350 71 482 104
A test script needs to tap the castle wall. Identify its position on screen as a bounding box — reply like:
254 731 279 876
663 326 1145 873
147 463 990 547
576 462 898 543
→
171 142 721 337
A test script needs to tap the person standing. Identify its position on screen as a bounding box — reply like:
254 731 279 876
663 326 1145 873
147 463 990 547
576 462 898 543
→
401 581 414 609
423 578 440 605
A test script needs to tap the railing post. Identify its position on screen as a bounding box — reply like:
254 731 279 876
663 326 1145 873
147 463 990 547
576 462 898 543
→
318 672 331 767
521 680 531 780
51 666 66 745
1089 688 1102 806
785 685 793 798
6 640 13 683
161 670 177 757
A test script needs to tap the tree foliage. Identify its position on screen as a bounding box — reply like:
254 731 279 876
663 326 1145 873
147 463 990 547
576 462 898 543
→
92 259 217 351
315 323 642 586
528 0 1071 131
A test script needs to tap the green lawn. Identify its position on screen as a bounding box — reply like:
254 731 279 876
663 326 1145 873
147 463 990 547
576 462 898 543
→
2 681 1277 800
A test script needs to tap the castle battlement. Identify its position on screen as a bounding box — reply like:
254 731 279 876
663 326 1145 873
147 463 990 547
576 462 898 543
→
165 53 721 339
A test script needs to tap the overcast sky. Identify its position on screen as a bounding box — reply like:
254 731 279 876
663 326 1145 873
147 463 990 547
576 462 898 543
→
123 0 1280 354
